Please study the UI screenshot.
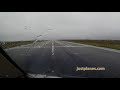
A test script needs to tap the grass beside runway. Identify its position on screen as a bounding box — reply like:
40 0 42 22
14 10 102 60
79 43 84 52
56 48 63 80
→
65 40 120 50
0 41 34 49
0 40 46 49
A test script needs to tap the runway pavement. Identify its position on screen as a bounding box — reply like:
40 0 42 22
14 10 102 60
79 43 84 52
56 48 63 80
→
5 40 120 78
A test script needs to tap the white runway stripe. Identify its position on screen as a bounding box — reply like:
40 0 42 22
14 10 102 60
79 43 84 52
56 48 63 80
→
52 40 54 55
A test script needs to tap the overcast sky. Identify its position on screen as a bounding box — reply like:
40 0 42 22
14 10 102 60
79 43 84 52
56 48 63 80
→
0 12 120 41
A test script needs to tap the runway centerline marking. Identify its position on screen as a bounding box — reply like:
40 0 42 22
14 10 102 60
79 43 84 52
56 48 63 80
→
52 40 54 55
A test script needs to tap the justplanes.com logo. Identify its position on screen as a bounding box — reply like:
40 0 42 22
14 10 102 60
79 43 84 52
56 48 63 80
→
76 67 105 71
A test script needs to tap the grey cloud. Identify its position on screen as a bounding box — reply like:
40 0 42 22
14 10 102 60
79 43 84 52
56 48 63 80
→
0 12 120 41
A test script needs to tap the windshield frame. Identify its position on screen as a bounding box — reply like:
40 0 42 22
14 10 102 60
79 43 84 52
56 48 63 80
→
0 46 28 78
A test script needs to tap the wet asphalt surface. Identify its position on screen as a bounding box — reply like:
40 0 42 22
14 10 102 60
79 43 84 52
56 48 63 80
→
5 40 120 78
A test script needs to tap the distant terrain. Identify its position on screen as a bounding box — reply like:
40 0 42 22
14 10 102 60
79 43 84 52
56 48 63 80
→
65 40 120 50
1 40 120 50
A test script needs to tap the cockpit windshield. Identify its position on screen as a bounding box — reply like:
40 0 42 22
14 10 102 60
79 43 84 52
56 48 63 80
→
0 12 120 78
